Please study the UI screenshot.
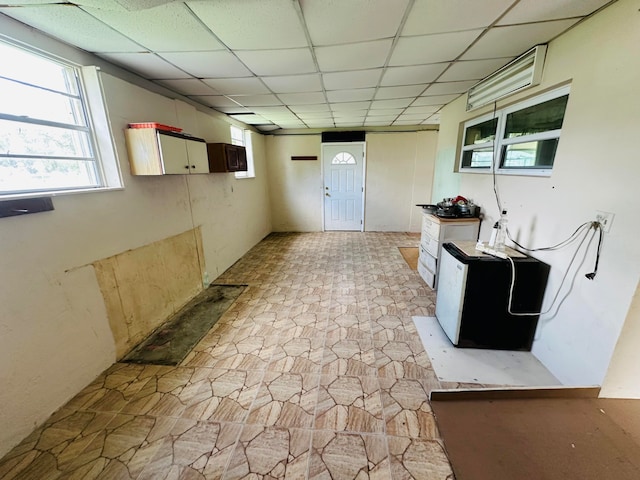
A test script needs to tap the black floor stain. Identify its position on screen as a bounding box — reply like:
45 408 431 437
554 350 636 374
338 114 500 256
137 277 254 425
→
122 284 246 366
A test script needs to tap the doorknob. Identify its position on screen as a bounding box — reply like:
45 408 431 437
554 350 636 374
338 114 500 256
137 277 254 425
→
325 186 329 190
325 193 330 197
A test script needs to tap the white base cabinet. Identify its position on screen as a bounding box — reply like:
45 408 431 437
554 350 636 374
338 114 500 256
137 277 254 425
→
418 213 480 289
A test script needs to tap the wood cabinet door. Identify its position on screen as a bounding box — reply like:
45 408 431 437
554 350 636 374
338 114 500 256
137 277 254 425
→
225 144 240 171
236 146 248 171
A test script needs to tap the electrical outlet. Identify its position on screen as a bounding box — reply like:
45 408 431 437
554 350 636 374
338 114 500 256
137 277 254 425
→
595 210 614 233
203 271 210 286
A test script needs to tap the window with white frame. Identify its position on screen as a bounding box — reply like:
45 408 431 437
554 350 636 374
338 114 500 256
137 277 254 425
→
0 40 121 198
230 125 255 178
460 85 570 176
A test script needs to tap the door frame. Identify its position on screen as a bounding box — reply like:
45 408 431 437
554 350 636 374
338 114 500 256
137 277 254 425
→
320 141 367 232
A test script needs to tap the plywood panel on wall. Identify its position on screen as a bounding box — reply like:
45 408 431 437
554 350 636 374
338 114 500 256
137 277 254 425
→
94 228 204 358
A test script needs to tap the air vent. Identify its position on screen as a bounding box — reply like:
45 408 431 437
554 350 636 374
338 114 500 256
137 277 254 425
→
466 45 547 111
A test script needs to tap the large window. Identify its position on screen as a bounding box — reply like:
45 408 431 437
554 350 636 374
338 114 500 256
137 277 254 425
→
460 86 570 176
230 125 255 179
0 40 120 198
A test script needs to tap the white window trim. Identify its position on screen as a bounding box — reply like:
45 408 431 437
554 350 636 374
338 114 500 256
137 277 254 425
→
0 40 122 200
233 128 255 179
459 85 570 177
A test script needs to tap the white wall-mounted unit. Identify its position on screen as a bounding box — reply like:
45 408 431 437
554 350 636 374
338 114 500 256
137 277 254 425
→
466 45 547 111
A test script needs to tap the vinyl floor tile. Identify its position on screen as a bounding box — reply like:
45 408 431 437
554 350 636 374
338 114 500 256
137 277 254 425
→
0 232 473 479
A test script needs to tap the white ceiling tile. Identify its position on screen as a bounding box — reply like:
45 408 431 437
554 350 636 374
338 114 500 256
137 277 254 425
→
393 119 422 125
249 106 294 116
322 69 383 90
498 0 610 25
331 101 371 111
315 39 393 71
461 20 579 60
277 122 307 128
439 58 513 82
301 0 411 45
367 108 404 116
375 85 428 100
403 0 514 35
380 64 449 86
83 3 224 52
190 95 243 108
306 123 336 128
228 94 282 107
332 113 367 120
261 74 323 93
229 114 270 124
236 49 316 76
202 77 268 95
335 120 364 126
0 5 142 53
99 52 191 78
403 105 441 115
365 115 398 122
159 51 252 77
396 113 432 121
422 80 477 95
277 92 326 105
365 120 392 126
370 98 413 109
297 112 334 119
155 79 219 95
390 30 483 66
332 113 366 120
188 0 308 49
326 89 376 103
262 115 301 124
290 104 331 113
412 94 461 106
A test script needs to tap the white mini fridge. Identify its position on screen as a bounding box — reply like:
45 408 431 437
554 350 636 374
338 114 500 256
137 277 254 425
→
435 242 550 351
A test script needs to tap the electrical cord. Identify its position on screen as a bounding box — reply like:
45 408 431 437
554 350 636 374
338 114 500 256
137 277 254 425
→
506 221 594 252
506 222 600 316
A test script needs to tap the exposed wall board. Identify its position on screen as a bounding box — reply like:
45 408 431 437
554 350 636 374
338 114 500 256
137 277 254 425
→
94 228 204 358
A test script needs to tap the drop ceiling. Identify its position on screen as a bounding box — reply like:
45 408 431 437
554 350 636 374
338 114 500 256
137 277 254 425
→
0 0 614 131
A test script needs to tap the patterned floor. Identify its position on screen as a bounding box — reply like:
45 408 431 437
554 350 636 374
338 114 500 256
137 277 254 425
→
0 232 485 479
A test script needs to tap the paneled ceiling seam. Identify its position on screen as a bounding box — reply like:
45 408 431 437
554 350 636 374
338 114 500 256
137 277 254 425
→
402 0 523 123
365 0 415 127
293 0 334 128
181 2 282 125
76 1 234 106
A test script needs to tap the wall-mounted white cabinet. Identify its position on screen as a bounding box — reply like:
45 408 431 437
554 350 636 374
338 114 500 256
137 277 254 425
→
125 128 208 175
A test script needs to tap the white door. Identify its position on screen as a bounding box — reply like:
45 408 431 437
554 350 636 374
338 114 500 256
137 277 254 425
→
322 143 365 231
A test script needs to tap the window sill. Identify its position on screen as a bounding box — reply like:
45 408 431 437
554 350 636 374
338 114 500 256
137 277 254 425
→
459 168 552 177
0 186 125 202
234 174 256 180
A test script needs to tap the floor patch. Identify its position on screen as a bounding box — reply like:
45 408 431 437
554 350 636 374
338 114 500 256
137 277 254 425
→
398 247 419 270
122 284 245 366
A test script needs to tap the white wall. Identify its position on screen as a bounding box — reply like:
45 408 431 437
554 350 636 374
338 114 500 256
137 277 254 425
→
0 22 271 457
267 131 438 232
365 131 437 232
431 0 640 387
266 134 323 232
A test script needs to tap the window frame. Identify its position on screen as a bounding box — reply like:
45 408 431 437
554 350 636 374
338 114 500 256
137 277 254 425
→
230 125 255 179
0 38 122 200
459 85 570 177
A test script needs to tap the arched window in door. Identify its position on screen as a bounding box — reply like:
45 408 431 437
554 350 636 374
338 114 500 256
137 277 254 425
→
331 152 357 164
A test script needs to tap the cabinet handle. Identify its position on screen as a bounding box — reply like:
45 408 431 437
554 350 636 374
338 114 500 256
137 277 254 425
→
191 165 196 169
184 165 189 169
